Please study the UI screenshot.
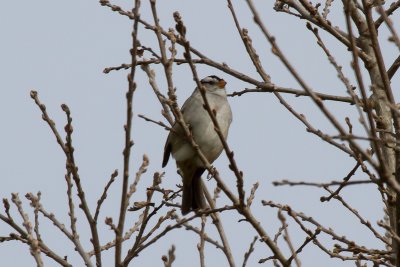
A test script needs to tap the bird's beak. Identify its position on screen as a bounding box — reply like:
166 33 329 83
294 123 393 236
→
218 79 227 89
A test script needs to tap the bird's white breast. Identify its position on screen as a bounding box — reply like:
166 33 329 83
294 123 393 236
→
172 89 232 165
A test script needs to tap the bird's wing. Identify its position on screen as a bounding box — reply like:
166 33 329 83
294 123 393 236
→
162 89 199 167
162 134 172 167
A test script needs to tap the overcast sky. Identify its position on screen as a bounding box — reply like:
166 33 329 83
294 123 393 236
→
1 0 399 266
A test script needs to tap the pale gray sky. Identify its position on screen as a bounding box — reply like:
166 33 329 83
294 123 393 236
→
1 0 398 266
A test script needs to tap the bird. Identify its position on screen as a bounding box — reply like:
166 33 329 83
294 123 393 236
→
162 75 233 215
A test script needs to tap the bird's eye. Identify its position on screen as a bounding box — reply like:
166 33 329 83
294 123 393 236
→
201 80 214 85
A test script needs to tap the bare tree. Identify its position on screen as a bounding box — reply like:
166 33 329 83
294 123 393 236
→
1 0 400 266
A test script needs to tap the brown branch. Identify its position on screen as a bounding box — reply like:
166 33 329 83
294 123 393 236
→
33 192 42 243
320 163 360 202
242 236 257 267
343 0 392 194
375 0 400 29
25 193 93 267
123 172 163 266
115 0 141 266
0 211 72 267
286 228 320 266
61 104 102 266
181 221 224 250
322 0 334 19
63 174 74 229
246 182 259 208
278 211 301 267
88 213 145 257
362 0 395 109
198 216 206 267
323 187 389 245
141 64 174 125
276 0 370 61
30 92 101 265
131 207 235 258
162 245 176 267
30 91 66 153
11 193 44 267
138 114 173 132
375 5 400 50
229 86 355 104
388 55 400 80
202 184 236 266
273 179 372 188
94 170 118 222
126 155 149 200
263 200 392 265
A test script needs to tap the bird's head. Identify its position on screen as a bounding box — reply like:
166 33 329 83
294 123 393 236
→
200 75 227 93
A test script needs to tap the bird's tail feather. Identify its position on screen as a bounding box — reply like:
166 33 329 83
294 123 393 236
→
181 167 206 215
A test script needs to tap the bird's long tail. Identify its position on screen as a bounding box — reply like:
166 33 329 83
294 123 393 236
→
181 167 207 215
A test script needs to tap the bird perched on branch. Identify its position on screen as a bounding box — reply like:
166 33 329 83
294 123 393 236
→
162 75 233 215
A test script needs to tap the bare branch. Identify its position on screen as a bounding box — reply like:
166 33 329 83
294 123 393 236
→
94 170 118 222
115 0 141 265
242 236 257 267
162 245 176 267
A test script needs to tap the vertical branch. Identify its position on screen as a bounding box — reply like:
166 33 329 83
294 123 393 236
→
115 0 141 266
65 170 78 241
278 211 301 267
11 193 44 267
342 0 385 170
161 245 176 267
198 216 206 267
202 185 237 267
361 1 400 264
362 0 394 106
30 93 101 266
61 104 101 267
123 169 160 266
33 192 42 243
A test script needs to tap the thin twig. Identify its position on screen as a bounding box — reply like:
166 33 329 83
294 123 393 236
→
374 1 400 29
242 236 257 267
94 170 118 222
162 245 176 267
198 216 206 267
25 193 93 267
115 0 141 266
320 163 360 202
278 211 301 267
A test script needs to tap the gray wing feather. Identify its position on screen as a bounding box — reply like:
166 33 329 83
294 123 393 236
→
162 89 199 167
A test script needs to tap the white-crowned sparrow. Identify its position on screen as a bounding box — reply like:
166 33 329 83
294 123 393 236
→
162 75 233 215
